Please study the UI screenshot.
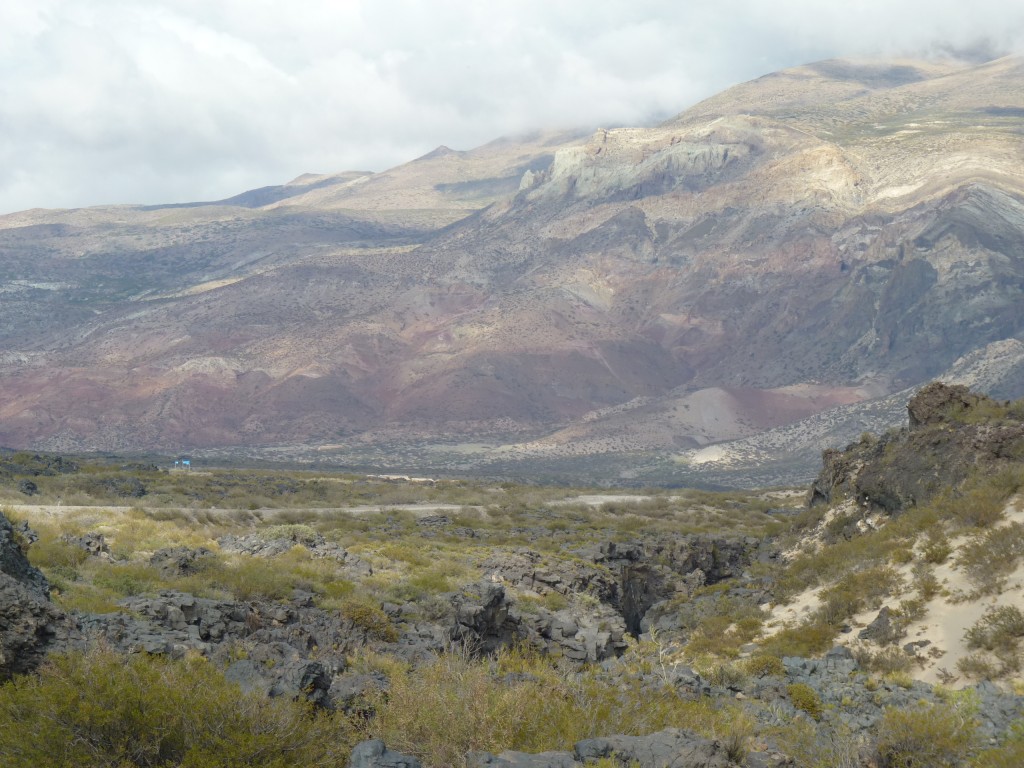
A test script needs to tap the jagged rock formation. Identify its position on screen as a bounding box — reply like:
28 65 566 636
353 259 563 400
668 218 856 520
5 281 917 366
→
26 531 768 705
148 546 216 577
0 57 1022 484
0 513 69 679
216 531 372 574
809 382 1024 510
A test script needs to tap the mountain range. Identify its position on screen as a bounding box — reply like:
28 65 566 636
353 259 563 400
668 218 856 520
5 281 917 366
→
1 55 1022 485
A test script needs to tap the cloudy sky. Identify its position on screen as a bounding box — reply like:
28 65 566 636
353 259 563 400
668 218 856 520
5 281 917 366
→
1 1 1022 214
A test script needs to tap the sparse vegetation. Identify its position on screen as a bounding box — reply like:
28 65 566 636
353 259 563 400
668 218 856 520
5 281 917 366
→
1 393 1022 768
367 646 738 767
0 648 355 767
875 701 978 768
957 523 1024 596
959 606 1024 680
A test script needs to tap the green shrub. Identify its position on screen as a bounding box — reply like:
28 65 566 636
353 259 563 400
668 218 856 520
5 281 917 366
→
761 621 836 658
885 671 915 689
966 610 1024 651
339 597 398 642
0 648 354 767
679 595 764 658
921 534 952 564
965 605 1024 653
786 682 823 720
854 646 914 676
517 591 569 614
771 718 864 768
912 564 941 601
201 556 301 601
387 570 455 602
896 597 927 622
890 547 914 564
259 524 321 546
958 606 1024 679
91 563 160 597
957 653 1002 680
48 581 122 614
28 538 90 570
875 702 978 768
955 482 1009 528
700 661 748 689
744 654 785 678
958 524 1024 595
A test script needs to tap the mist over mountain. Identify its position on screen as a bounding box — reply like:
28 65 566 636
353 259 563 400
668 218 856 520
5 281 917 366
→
1 55 1022 484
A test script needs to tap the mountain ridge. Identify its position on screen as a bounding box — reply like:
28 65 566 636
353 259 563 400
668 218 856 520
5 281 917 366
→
0 55 1022 484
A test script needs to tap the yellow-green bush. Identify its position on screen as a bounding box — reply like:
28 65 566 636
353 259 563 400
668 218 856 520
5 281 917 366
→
853 646 914 676
816 565 903 626
199 556 303 601
875 702 978 768
744 653 785 678
27 537 89 571
368 647 738 768
958 605 1024 679
761 621 836 658
339 596 398 642
516 590 569 613
957 653 1002 681
957 523 1024 595
259 523 322 545
0 648 354 767
787 682 823 720
921 533 952 564
91 562 161 597
771 718 863 768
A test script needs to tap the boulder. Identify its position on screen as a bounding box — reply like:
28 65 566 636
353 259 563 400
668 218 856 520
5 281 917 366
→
574 729 737 767
60 532 110 558
329 671 388 715
149 546 215 577
858 607 902 645
349 739 422 768
907 382 977 428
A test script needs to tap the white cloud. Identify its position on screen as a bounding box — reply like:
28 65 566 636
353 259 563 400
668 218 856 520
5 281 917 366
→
0 0 1021 213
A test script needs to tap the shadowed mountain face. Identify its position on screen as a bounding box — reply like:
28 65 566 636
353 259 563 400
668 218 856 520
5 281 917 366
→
0 57 1022 481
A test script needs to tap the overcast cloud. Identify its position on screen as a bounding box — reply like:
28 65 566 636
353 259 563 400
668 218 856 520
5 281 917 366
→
1 0 1022 213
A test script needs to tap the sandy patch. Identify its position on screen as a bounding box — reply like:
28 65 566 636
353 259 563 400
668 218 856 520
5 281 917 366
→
763 583 824 632
553 494 663 506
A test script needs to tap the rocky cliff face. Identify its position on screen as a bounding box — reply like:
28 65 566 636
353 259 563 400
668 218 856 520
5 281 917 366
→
0 56 1021 480
809 382 1024 511
0 513 67 679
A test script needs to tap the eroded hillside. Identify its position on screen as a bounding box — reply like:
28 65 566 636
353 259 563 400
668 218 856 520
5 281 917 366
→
0 57 1022 485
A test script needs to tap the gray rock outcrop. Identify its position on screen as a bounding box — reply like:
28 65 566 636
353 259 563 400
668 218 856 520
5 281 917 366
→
0 512 69 679
349 739 422 768
809 382 1024 512
60 531 111 559
217 532 372 574
149 546 216 577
